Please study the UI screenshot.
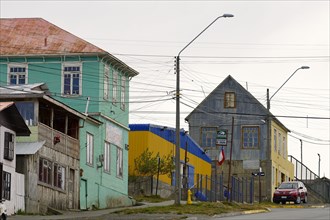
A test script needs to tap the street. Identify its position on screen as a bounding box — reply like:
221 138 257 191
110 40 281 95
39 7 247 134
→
217 207 330 220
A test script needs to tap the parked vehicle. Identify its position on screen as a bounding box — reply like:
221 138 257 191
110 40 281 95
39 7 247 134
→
273 181 308 204
0 199 7 220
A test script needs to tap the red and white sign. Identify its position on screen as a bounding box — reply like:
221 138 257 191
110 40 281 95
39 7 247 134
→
217 147 225 166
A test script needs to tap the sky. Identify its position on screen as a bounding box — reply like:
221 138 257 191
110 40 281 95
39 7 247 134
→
1 0 329 178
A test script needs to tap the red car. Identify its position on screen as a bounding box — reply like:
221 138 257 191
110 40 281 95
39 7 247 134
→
273 181 307 204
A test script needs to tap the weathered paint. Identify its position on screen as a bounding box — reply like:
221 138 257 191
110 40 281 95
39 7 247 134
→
185 75 294 202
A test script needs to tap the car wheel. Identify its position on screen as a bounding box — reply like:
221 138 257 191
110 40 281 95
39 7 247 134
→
294 196 301 204
303 195 307 203
1 214 7 220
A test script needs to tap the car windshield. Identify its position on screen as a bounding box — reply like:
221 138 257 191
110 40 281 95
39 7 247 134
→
278 183 298 189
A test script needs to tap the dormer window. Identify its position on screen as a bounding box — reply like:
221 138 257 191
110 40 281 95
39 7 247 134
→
224 92 236 108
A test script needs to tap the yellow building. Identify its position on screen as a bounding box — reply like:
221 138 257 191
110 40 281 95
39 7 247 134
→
128 124 212 194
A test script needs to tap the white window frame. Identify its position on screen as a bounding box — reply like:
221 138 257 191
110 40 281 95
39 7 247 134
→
242 126 259 149
283 136 286 158
116 146 123 178
62 63 82 96
104 66 109 100
112 70 118 104
8 63 28 85
120 76 126 110
86 133 94 166
54 163 66 190
104 142 111 173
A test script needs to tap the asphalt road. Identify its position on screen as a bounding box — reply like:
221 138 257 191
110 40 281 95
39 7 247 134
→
217 207 330 220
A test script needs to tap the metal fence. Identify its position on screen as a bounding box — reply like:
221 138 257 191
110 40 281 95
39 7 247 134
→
189 173 255 203
288 155 319 183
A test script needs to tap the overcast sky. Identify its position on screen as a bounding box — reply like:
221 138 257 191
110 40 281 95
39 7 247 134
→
1 0 329 178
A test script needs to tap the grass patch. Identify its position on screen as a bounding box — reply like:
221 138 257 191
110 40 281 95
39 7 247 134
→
116 201 269 216
133 195 170 203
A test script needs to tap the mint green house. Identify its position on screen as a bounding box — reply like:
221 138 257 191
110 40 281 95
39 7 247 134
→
0 18 139 209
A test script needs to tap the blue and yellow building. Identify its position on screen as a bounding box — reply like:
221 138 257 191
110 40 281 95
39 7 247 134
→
129 124 212 194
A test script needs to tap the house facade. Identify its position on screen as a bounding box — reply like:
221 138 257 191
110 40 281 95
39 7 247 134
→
0 102 30 215
0 18 138 209
185 75 294 202
128 124 212 198
0 84 96 213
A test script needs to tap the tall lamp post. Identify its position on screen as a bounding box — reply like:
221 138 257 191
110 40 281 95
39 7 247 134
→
174 13 234 205
266 66 309 198
317 153 321 177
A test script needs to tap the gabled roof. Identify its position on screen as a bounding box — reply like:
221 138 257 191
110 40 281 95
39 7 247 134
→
0 101 31 136
185 75 290 132
129 123 212 163
0 18 139 77
0 18 105 55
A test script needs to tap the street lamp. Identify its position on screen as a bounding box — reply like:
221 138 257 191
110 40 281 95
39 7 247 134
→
317 153 321 177
174 13 234 205
266 66 309 199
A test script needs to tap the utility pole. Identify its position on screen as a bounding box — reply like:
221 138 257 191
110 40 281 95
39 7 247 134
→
227 117 234 201
174 13 234 205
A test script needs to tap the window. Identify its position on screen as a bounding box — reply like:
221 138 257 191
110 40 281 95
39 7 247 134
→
4 132 14 161
39 158 52 185
62 64 82 95
104 142 111 172
104 66 109 100
283 136 286 158
278 133 282 155
2 171 11 200
224 92 236 108
54 163 65 190
86 133 94 165
116 147 123 178
120 76 126 110
112 71 118 104
8 65 27 85
201 127 217 148
15 102 35 126
242 126 259 149
274 129 277 152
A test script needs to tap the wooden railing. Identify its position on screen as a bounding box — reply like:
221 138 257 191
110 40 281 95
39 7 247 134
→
38 123 79 159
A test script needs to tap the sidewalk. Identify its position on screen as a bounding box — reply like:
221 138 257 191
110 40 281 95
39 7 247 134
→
9 200 178 220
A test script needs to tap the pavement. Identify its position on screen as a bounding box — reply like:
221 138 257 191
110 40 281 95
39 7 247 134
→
7 200 272 220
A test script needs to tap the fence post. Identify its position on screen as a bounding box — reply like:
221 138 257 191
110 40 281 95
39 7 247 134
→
220 173 223 201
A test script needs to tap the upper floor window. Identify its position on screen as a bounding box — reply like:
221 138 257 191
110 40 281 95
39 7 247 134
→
242 126 259 149
224 92 236 108
15 102 35 126
104 66 109 100
120 76 126 110
8 65 28 85
104 142 111 173
86 133 94 166
4 132 14 161
201 127 217 148
282 136 287 158
278 133 282 155
112 71 118 104
274 128 277 152
62 64 82 96
116 146 123 178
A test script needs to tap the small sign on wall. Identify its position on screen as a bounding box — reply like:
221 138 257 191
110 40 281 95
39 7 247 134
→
216 129 228 146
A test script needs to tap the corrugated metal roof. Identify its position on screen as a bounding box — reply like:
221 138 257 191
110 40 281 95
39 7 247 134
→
16 140 45 155
0 18 105 55
0 18 139 77
129 124 212 163
0 83 48 96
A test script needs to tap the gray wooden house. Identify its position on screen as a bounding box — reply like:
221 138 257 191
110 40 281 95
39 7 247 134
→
185 75 294 202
